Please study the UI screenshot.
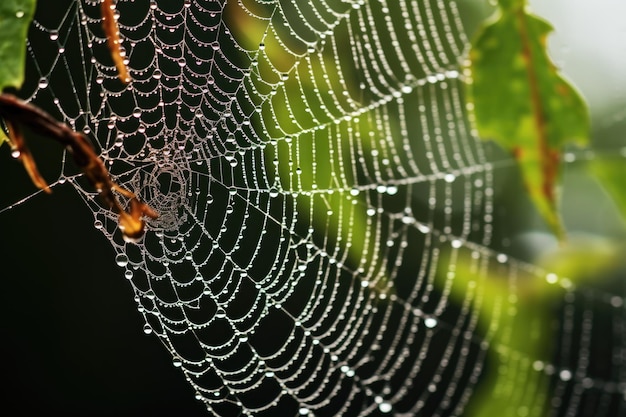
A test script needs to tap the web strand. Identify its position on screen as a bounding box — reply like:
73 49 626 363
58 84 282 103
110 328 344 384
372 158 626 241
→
5 1 625 416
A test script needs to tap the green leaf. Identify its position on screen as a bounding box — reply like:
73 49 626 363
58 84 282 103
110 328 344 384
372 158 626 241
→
0 0 37 145
465 0 590 240
0 0 36 91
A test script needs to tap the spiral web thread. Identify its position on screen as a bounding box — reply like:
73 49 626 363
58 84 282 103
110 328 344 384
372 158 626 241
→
5 0 625 415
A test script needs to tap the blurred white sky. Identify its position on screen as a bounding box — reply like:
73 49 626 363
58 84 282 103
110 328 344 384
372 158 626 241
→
529 0 626 117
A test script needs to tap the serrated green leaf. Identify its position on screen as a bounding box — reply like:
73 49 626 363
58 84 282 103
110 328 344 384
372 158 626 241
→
0 0 36 91
0 0 37 146
465 0 590 240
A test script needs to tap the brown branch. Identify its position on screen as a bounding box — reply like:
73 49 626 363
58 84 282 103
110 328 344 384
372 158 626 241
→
0 93 158 242
4 118 51 193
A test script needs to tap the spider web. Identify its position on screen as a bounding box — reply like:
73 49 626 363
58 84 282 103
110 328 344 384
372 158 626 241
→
2 0 625 416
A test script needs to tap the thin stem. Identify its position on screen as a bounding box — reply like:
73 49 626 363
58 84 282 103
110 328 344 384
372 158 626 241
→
0 93 157 242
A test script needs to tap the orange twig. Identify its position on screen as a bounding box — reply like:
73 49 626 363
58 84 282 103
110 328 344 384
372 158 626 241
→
101 0 131 83
0 93 158 242
4 119 51 193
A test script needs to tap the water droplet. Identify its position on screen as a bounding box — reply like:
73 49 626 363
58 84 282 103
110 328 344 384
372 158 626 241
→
184 0 191 7
378 402 392 413
150 0 157 10
115 254 129 267
546 273 559 284
49 30 59 41
610 296 624 308
424 317 438 328
152 69 161 80
143 324 153 334
177 57 186 67
417 224 430 234
10 149 20 158
269 187 279 198
559 369 572 381
94 220 103 229
299 408 310 415
124 270 133 279
15 11 25 18
38 77 48 89
132 107 142 118
173 357 183 367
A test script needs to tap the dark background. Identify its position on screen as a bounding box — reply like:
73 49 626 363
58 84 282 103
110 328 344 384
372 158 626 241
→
0 151 207 416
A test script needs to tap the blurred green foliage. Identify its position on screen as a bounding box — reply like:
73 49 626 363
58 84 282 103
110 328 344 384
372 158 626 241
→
0 1 624 416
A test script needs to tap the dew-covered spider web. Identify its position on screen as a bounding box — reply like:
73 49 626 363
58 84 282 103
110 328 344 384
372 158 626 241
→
3 0 626 416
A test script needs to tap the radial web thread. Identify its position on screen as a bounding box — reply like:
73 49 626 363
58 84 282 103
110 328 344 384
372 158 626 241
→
4 0 625 416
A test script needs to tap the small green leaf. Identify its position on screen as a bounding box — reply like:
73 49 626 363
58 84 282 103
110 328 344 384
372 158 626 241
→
0 0 36 91
465 0 590 240
0 0 37 145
